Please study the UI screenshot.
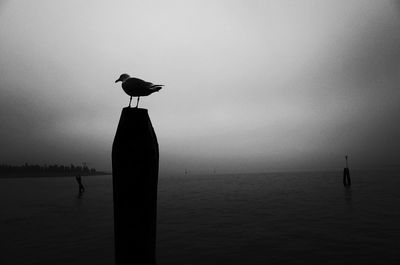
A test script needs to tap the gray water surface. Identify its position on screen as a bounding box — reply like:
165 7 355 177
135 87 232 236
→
1 170 399 264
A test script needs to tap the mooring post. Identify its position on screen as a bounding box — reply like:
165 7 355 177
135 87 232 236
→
343 155 351 187
112 107 159 265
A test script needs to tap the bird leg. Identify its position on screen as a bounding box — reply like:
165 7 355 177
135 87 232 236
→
136 97 140 108
129 96 132 108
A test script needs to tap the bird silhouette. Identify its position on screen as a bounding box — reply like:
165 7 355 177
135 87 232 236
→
115 74 164 108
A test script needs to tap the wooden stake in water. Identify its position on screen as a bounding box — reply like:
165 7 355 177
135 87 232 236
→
343 155 351 187
112 108 159 265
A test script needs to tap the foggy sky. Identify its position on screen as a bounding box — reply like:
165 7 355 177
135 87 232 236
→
0 0 399 175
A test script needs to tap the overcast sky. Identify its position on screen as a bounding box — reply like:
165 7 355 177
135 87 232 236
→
0 0 399 175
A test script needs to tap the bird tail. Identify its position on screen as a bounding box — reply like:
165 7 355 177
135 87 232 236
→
151 85 163 92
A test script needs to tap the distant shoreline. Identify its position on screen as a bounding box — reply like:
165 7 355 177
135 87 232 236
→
0 172 110 179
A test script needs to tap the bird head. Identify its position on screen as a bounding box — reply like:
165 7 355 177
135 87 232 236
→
115 73 130 83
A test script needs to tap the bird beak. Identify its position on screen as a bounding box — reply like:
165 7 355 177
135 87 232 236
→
115 78 120 83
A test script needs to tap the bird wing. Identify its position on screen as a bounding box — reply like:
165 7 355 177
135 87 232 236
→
122 77 163 96
125 78 162 88
124 77 148 87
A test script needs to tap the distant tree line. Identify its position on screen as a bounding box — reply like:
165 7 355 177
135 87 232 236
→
0 163 98 176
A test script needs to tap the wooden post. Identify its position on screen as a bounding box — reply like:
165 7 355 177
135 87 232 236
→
112 108 159 265
343 155 351 187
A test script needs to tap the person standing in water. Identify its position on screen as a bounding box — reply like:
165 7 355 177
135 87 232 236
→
343 155 351 187
75 174 85 193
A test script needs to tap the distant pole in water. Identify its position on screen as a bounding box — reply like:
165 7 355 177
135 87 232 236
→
75 174 85 194
343 155 351 187
112 108 159 265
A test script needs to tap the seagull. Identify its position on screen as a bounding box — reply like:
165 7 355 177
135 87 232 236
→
115 74 164 108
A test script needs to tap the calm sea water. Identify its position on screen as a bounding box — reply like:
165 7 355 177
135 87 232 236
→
0 170 399 264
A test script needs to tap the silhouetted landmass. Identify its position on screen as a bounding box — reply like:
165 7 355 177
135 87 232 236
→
0 163 109 178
